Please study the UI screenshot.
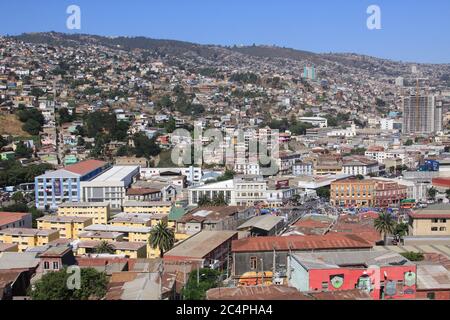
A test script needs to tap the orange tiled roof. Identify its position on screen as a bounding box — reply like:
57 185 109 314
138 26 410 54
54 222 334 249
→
65 159 108 175
0 212 29 227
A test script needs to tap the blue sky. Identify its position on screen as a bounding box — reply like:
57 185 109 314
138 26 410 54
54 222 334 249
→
1 0 450 63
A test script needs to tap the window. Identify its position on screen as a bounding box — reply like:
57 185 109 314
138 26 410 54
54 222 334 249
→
432 219 439 224
440 227 447 232
43 261 50 270
431 227 438 232
53 261 59 269
427 292 435 300
250 257 257 270
322 282 329 290
440 219 447 223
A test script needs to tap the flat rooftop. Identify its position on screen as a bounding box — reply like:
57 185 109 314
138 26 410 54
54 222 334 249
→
123 201 172 207
78 231 124 240
59 202 110 208
291 250 414 270
37 215 92 223
417 264 450 290
165 230 237 259
237 215 284 231
0 228 59 237
77 240 146 251
109 214 153 224
84 224 152 234
90 166 139 182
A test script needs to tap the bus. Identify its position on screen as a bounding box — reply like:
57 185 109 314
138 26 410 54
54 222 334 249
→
400 199 416 209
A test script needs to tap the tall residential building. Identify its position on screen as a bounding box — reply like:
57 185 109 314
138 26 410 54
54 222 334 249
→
402 95 442 134
35 160 110 210
303 65 316 80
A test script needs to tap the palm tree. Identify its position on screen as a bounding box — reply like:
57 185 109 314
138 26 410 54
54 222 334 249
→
374 213 396 245
393 223 409 245
95 241 115 254
149 220 175 258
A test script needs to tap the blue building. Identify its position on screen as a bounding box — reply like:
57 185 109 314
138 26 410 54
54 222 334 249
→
35 160 109 210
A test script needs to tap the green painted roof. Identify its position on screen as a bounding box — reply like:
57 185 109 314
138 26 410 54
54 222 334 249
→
168 206 186 221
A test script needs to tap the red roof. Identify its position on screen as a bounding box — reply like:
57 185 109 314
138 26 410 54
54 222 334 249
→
231 234 372 253
433 178 450 188
65 160 107 175
0 212 30 227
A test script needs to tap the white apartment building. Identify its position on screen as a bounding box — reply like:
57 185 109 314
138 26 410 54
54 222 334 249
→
380 119 394 131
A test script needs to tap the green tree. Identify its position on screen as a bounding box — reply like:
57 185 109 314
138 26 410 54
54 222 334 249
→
181 268 221 300
30 267 107 300
0 135 7 148
316 186 330 200
30 88 45 99
446 189 450 199
393 223 409 244
22 119 42 135
15 141 33 158
165 117 176 133
29 207 44 228
149 220 175 258
374 213 396 245
58 107 74 124
133 133 160 159
11 191 25 204
216 170 235 182
404 139 413 146
428 187 437 200
400 252 424 262
212 194 227 206
198 195 212 207
95 241 115 254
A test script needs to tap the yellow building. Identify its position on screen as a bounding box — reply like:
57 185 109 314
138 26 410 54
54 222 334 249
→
37 216 93 239
408 205 450 236
331 178 376 208
58 202 111 224
314 164 343 176
123 201 172 215
81 224 160 258
0 228 59 252
76 240 147 258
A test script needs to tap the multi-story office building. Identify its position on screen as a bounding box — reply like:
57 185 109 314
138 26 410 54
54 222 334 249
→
402 95 442 134
35 160 109 210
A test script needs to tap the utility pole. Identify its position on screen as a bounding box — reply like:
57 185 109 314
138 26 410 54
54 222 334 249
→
197 266 200 286
260 258 264 286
